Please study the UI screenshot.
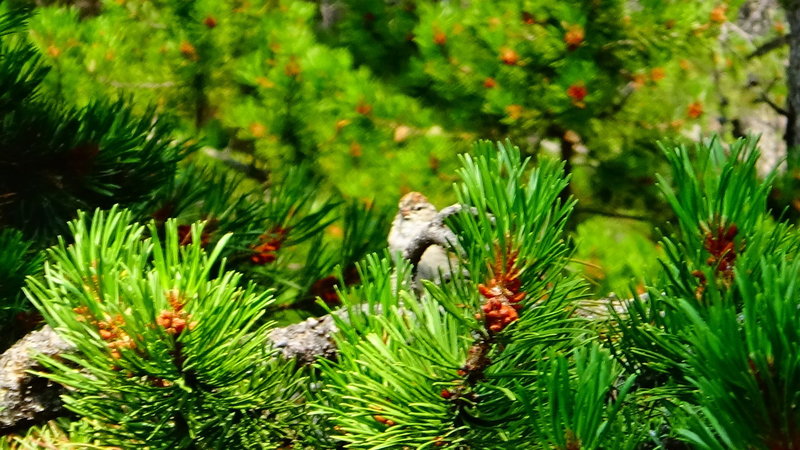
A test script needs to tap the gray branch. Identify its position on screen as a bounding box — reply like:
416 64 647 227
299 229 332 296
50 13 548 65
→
268 312 341 364
402 204 486 271
0 284 630 433
402 225 459 271
0 327 74 431
202 147 269 183
0 311 346 431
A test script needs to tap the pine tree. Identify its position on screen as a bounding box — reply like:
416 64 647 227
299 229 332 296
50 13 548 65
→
0 3 393 354
0 3 187 347
6 110 800 448
317 141 640 448
4 2 800 449
23 0 744 215
609 136 800 448
26 209 312 447
328 0 734 213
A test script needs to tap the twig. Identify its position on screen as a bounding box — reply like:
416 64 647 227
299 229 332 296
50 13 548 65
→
202 147 269 183
747 35 789 60
574 207 649 222
98 78 178 89
756 93 789 117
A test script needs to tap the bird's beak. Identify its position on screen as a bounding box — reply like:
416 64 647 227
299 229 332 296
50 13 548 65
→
400 208 410 218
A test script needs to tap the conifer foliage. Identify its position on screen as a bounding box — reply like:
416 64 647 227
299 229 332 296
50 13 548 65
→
317 142 639 449
9 120 800 448
0 5 187 240
611 136 800 448
0 3 390 356
5 2 800 449
0 4 186 347
26 208 308 447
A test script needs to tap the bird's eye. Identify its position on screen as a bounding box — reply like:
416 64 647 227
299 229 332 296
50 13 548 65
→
414 205 424 210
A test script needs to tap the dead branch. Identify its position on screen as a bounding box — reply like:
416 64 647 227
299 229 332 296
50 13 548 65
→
0 312 345 432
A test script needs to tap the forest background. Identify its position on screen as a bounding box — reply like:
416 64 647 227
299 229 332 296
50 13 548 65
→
12 0 796 298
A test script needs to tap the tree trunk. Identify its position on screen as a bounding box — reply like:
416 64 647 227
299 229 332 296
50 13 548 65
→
560 138 574 207
784 2 800 161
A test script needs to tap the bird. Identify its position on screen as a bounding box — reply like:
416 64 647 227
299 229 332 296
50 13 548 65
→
388 192 459 287
388 192 438 254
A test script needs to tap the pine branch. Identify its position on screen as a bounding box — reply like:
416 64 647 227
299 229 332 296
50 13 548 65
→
0 294 629 432
0 311 341 431
0 11 191 241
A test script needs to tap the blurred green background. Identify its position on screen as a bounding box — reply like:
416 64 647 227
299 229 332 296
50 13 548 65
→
10 0 793 297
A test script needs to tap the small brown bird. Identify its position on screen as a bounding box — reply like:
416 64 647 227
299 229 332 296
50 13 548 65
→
388 192 459 286
388 192 438 254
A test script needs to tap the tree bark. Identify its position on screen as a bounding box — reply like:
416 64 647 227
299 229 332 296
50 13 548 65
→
0 315 342 432
784 2 800 158
0 327 74 431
